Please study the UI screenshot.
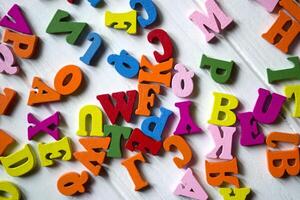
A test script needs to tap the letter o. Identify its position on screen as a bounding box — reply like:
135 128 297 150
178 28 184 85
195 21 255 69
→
54 65 83 95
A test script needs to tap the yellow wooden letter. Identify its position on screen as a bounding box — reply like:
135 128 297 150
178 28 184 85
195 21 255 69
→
219 188 251 200
38 137 72 167
105 10 137 34
208 92 239 126
0 144 36 177
285 85 300 117
0 181 21 200
77 105 104 136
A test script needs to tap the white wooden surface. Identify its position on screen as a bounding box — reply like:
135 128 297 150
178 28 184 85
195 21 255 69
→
0 0 300 199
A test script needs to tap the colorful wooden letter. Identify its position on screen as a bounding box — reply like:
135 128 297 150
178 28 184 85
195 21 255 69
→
237 112 265 146
105 10 137 34
189 0 233 42
0 181 21 200
208 92 239 126
205 157 240 187
0 88 17 115
107 50 139 78
38 137 72 167
88 0 102 7
253 88 286 124
174 168 208 200
125 128 162 155
207 125 236 160
200 54 234 84
46 9 88 44
266 132 300 148
267 148 300 178
104 125 132 158
28 112 61 140
141 107 172 141
255 0 279 12
285 84 300 117
57 171 89 196
0 130 15 156
54 65 83 95
174 101 202 135
139 55 173 87
267 57 300 83
280 0 300 22
2 29 38 59
262 10 300 53
97 90 137 124
172 64 194 98
77 105 104 137
219 187 251 200
121 153 149 191
135 83 160 116
0 4 33 35
80 32 102 65
147 28 173 63
163 135 193 168
27 77 61 106
130 0 157 28
0 44 19 75
0 144 36 177
266 132 300 178
74 137 110 176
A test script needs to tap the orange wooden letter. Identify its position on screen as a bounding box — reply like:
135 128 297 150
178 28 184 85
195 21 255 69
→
266 132 300 148
266 132 300 178
54 65 83 95
0 130 15 156
163 135 192 168
2 29 38 58
279 0 300 22
135 83 160 116
139 55 173 87
262 10 300 53
27 77 61 106
0 88 17 115
57 171 90 196
121 152 149 191
74 137 110 176
267 148 300 178
205 157 240 187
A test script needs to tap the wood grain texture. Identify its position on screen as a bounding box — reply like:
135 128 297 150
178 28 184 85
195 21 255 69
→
0 0 299 199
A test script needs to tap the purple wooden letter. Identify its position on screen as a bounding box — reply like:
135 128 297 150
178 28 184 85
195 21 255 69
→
28 112 60 140
174 101 202 135
238 112 265 146
253 88 286 124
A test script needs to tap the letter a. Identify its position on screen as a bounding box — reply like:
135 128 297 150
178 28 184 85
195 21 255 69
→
174 168 208 200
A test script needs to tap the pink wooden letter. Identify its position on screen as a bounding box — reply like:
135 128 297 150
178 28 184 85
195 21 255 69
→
172 64 194 98
174 168 208 200
206 125 236 160
189 0 233 42
0 44 19 75
256 0 279 12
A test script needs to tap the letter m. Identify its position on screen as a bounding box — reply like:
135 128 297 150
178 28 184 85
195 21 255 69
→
189 0 233 42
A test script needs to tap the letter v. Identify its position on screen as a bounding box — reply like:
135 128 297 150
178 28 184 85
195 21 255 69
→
0 4 33 35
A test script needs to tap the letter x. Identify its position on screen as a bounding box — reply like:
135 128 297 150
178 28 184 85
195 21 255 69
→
28 112 60 140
